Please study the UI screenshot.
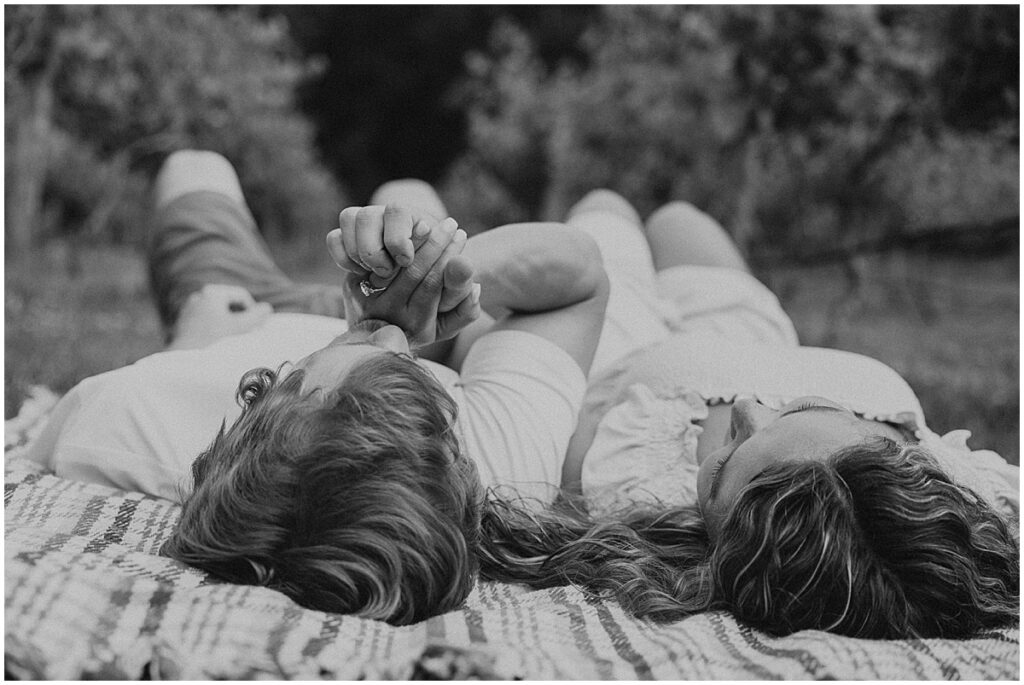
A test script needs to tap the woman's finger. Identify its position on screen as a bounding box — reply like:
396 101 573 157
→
382 204 416 268
411 219 433 249
327 228 366 273
339 207 368 271
355 205 395 277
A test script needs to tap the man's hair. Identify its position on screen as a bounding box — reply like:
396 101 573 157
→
479 438 1019 638
161 353 483 626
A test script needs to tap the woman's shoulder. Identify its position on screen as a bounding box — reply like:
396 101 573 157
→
587 333 925 425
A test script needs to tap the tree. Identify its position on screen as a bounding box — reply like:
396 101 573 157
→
934 4 1019 132
448 6 1015 251
280 5 596 202
4 5 341 257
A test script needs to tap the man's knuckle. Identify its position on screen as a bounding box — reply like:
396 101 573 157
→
404 264 427 281
422 272 444 292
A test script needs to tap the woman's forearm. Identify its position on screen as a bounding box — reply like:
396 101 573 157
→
462 222 605 318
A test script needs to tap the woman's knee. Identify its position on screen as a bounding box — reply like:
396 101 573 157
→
370 179 447 220
644 201 748 272
565 189 642 226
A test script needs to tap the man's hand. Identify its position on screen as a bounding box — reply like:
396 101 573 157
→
169 284 272 350
327 206 481 347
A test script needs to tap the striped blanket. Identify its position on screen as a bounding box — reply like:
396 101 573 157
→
4 401 1020 679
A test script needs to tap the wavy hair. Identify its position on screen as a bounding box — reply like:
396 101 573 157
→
161 353 483 626
479 438 1019 638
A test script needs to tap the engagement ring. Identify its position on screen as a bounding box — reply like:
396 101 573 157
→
359 279 388 296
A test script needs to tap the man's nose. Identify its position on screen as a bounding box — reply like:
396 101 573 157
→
369 324 410 354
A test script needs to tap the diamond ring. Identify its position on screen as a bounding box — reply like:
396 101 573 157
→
359 279 388 296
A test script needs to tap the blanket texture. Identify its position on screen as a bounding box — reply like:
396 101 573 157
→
4 399 1020 680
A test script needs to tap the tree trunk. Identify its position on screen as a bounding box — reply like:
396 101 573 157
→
732 109 771 254
538 108 573 222
5 74 54 257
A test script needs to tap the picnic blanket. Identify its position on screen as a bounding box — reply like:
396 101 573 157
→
4 392 1020 680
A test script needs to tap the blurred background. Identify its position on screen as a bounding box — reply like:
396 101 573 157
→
5 5 1019 463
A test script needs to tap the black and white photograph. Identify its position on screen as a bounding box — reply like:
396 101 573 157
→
4 3 1019 680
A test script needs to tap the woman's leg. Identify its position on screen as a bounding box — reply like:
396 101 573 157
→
564 190 669 374
644 201 749 273
148 151 347 338
645 200 799 346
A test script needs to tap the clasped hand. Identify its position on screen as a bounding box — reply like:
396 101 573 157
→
327 204 481 347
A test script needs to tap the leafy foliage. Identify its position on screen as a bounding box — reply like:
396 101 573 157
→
4 5 342 253
281 5 596 202
445 5 1018 249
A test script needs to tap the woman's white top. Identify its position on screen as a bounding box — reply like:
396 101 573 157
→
562 204 1018 522
580 331 1019 519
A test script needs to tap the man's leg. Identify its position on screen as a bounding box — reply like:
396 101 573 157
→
370 179 448 220
643 201 749 273
564 189 653 280
149 151 346 339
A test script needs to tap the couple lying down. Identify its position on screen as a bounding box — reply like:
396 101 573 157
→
29 151 1019 638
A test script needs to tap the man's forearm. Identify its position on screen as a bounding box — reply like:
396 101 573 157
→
462 222 604 318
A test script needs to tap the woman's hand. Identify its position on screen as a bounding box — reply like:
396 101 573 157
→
169 284 273 350
329 204 436 280
328 206 481 347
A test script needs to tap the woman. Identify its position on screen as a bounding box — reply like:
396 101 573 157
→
473 190 1020 640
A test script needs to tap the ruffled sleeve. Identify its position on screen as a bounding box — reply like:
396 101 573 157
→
581 383 707 516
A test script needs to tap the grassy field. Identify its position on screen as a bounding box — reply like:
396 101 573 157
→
5 240 1019 465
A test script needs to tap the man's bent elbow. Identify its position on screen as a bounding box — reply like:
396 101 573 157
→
552 230 606 306
575 233 607 299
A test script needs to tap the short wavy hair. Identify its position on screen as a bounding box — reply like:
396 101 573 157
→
161 353 483 626
480 438 1019 638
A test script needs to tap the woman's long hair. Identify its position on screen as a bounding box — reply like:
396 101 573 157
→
479 438 1019 638
479 495 716 621
162 354 483 626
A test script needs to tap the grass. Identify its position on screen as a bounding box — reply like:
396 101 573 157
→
5 240 1019 466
